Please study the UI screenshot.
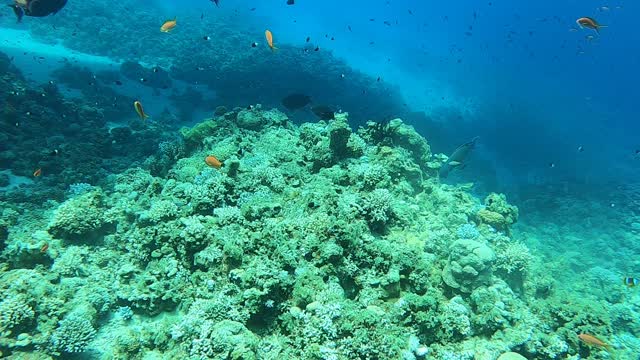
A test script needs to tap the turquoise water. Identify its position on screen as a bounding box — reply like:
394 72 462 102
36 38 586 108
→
0 1 638 359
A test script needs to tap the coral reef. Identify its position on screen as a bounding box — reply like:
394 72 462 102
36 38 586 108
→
0 107 625 359
442 239 495 293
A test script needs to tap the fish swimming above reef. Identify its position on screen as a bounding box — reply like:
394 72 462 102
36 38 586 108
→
133 101 149 121
624 277 640 287
281 93 311 110
205 155 222 169
210 0 219 6
160 18 177 33
439 136 478 178
578 333 610 350
576 17 606 33
311 105 335 120
265 30 277 50
8 0 67 22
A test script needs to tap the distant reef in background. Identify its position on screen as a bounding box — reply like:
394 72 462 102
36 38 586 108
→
13 0 419 127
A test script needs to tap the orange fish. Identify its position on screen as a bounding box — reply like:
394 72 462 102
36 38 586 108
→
33 168 42 177
40 243 49 253
576 17 606 33
205 155 223 169
578 333 610 349
265 29 277 50
160 18 177 33
133 101 149 121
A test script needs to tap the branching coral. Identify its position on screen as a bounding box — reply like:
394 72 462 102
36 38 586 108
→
48 191 114 242
0 296 35 333
50 310 96 353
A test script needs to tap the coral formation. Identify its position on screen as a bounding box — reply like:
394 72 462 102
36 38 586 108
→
50 309 97 353
0 105 626 359
442 239 495 293
48 191 114 242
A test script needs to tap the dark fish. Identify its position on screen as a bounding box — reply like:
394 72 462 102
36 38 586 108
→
314 46 320 51
10 0 67 22
114 80 122 85
440 137 478 178
281 93 311 110
287 0 295 4
311 105 335 120
8 4 24 22
306 36 310 42
211 0 220 7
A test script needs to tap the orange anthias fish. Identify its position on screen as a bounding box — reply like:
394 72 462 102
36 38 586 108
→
578 333 610 350
265 29 277 50
205 155 223 169
160 18 177 33
33 168 42 177
134 101 149 121
576 17 607 33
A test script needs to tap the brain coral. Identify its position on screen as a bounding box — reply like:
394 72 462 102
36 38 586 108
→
442 239 495 293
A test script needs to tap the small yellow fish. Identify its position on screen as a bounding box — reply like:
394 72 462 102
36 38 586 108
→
133 101 149 120
160 18 177 33
265 29 277 50
578 333 610 350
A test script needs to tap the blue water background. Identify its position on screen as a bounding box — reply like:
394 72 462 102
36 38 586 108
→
150 0 638 196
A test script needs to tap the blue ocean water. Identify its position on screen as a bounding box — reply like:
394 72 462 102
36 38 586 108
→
1 0 639 359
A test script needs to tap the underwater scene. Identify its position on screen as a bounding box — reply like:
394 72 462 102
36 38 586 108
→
0 0 639 359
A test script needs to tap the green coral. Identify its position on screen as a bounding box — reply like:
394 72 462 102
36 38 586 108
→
180 119 218 149
0 295 35 333
189 320 258 360
50 309 97 353
0 107 623 359
48 191 114 242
